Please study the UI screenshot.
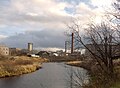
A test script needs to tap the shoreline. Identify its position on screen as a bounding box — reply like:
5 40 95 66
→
66 60 91 71
0 65 42 78
0 56 48 78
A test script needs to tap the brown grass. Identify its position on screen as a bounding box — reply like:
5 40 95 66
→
0 56 48 78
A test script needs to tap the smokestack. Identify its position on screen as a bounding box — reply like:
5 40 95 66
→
71 33 74 54
65 41 67 54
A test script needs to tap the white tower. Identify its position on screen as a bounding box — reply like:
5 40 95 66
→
28 43 33 51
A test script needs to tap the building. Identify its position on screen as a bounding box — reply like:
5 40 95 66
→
9 48 21 56
19 49 29 55
37 51 50 57
85 44 120 59
28 43 33 51
56 50 64 56
0 45 9 56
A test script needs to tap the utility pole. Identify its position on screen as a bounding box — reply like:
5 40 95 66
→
71 33 74 54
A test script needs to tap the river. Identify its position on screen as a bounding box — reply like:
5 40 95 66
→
0 63 88 88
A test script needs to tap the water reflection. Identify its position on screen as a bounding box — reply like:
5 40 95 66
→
0 63 88 88
66 67 88 88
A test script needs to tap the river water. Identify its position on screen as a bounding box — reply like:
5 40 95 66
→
0 63 88 88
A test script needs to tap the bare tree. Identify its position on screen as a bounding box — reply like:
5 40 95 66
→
112 0 120 19
67 20 120 77
65 1 120 87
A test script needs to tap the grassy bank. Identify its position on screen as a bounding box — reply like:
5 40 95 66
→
66 59 120 88
0 56 48 78
48 56 81 62
66 60 92 70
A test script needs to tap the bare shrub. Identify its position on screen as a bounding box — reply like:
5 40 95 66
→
15 59 33 65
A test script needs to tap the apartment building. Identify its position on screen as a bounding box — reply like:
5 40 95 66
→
0 45 9 56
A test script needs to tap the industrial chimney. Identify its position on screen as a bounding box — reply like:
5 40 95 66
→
71 33 74 54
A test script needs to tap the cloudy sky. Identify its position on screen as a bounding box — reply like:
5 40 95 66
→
0 0 116 51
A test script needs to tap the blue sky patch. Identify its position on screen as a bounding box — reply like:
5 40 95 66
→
64 7 76 14
0 0 10 6
0 27 25 36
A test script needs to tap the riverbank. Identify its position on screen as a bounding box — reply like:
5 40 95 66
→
0 56 48 78
66 60 92 71
48 56 82 62
66 59 120 88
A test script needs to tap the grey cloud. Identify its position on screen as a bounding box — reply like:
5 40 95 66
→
1 29 66 49
0 7 71 32
0 0 71 28
0 0 104 50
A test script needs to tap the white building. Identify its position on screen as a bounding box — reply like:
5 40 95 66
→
0 45 9 56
